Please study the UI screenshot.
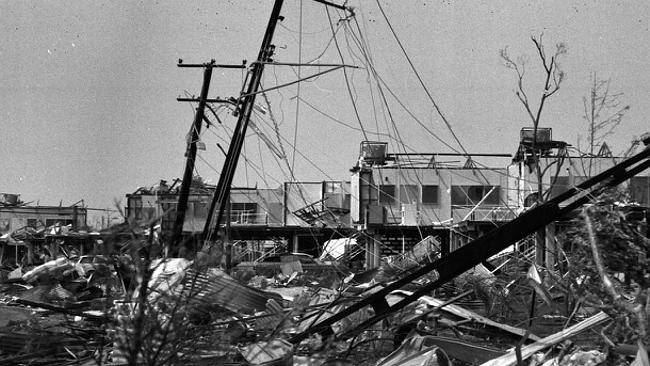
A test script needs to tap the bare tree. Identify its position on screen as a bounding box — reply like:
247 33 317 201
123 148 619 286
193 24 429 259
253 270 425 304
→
500 34 567 134
500 34 567 267
580 73 630 175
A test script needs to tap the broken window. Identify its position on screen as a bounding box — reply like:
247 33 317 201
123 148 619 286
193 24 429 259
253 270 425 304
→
421 185 439 205
231 202 258 212
324 181 345 209
230 202 258 223
451 185 500 206
193 201 208 219
378 185 396 204
130 199 143 220
323 181 343 194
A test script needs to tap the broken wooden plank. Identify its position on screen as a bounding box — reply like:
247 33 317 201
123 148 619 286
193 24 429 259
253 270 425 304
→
376 335 450 366
420 336 505 364
479 311 610 366
390 290 540 341
14 298 109 322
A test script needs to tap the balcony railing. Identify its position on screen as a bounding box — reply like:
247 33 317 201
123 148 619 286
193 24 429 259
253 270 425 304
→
451 206 516 222
228 211 268 225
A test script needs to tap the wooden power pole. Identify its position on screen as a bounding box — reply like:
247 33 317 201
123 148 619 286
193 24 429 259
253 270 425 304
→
170 61 214 254
202 0 285 242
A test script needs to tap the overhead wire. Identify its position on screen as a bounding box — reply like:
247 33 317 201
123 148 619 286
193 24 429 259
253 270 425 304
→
292 96 391 139
347 13 520 226
339 11 446 230
291 0 304 172
374 0 468 157
325 5 423 254
198 2 572 260
372 6 523 221
325 6 369 143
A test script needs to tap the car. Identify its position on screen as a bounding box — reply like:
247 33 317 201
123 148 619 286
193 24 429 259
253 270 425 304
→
74 255 111 278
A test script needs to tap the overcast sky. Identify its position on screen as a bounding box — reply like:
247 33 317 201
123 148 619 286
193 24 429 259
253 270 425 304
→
1 0 649 214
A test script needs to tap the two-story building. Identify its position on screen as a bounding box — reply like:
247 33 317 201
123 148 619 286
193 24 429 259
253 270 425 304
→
349 142 514 266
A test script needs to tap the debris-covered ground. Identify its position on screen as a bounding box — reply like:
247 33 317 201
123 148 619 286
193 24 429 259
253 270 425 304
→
0 201 648 366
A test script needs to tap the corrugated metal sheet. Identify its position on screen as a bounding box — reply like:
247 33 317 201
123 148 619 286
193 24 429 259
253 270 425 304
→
182 268 282 314
142 259 283 316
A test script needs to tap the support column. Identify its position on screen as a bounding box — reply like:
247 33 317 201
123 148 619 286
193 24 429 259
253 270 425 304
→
535 229 546 266
545 221 557 270
292 234 299 253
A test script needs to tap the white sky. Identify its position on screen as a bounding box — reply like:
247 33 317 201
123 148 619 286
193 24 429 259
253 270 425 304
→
1 0 649 212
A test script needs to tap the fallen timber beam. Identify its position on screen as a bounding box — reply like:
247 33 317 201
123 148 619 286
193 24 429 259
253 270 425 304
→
479 311 610 366
14 298 110 322
289 147 650 344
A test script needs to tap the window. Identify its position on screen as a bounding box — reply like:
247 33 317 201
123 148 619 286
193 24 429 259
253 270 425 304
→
131 199 143 220
378 185 396 204
451 185 500 206
422 185 439 205
399 185 419 204
324 182 345 209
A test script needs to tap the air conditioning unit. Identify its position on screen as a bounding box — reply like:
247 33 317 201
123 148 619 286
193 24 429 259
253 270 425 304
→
359 141 388 165
520 127 552 144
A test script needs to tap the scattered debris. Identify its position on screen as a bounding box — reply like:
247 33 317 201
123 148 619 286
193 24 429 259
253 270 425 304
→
480 311 610 366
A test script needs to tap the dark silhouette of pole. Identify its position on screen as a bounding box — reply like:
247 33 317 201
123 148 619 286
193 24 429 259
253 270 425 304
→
202 0 284 242
171 60 214 253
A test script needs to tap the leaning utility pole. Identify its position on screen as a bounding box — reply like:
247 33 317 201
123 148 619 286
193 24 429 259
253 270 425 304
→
170 60 214 254
202 0 285 242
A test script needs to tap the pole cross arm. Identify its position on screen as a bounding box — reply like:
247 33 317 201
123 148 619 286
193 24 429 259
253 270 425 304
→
177 60 246 69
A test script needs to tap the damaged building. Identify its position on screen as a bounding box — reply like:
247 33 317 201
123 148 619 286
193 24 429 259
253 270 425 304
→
124 129 650 269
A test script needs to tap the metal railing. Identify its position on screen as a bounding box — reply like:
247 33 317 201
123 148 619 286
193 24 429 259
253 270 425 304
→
451 206 516 222
228 211 268 225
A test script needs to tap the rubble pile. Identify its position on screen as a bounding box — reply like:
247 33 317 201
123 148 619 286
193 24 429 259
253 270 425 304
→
0 231 646 365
